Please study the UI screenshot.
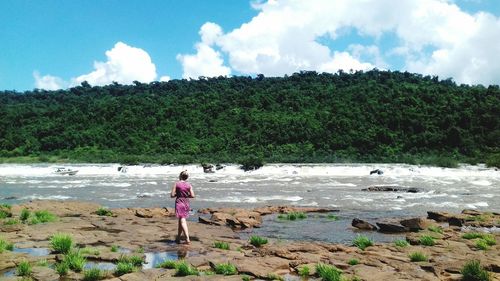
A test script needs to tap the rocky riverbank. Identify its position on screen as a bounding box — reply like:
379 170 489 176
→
0 200 499 280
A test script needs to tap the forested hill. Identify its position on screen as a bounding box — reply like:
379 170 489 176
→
0 70 498 166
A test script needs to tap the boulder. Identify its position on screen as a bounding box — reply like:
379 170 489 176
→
427 211 453 222
362 186 422 193
376 221 408 233
352 218 378 230
400 217 432 231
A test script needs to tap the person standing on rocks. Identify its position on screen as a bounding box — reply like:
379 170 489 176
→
171 170 195 244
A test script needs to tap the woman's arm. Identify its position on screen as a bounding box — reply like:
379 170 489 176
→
189 186 195 198
170 183 177 198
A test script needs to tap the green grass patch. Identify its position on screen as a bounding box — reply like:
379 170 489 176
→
29 210 57 224
409 252 428 262
285 212 307 220
353 235 373 250
277 214 285 220
55 261 69 276
266 273 284 280
347 258 359 266
461 260 491 281
3 218 19 225
16 260 32 277
63 250 86 272
115 261 135 276
0 204 12 219
20 208 30 221
467 215 487 222
95 207 113 216
83 267 104 281
249 235 268 247
315 263 343 281
327 214 339 221
110 245 119 252
481 234 496 246
475 239 489 250
427 226 443 234
242 275 251 281
214 262 237 275
462 232 485 239
419 235 436 246
135 246 144 253
175 260 198 276
119 255 144 267
298 265 310 277
394 239 409 247
156 259 178 269
36 259 48 266
0 238 14 253
80 247 100 256
50 233 73 254
214 241 230 250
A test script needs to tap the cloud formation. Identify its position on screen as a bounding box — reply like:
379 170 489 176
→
33 71 66 90
178 0 500 85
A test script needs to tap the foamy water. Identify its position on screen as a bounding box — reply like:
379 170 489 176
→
0 163 498 217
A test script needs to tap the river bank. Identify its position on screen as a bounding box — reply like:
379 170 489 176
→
0 200 499 280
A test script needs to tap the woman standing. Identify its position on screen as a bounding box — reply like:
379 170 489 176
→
171 170 195 244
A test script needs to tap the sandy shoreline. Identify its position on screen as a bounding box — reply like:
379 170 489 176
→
0 200 499 280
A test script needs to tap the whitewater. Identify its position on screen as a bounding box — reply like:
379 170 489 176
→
0 163 498 216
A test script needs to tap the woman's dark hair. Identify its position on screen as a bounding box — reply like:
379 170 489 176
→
179 170 189 180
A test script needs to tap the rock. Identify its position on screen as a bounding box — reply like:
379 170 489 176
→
352 218 378 230
216 164 225 170
427 211 453 222
3 196 17 200
362 186 422 193
461 209 483 216
198 216 214 225
448 217 464 226
31 266 59 281
202 164 215 173
376 221 408 233
400 217 432 231
370 169 384 175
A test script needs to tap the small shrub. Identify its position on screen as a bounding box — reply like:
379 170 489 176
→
214 262 237 275
128 255 144 267
115 261 134 276
0 238 14 253
277 214 285 220
481 234 496 246
428 226 443 234
394 239 409 247
298 265 310 276
353 235 373 250
420 235 436 246
214 241 230 250
348 258 359 266
110 245 119 252
95 207 113 216
20 208 30 221
239 155 264 171
55 261 69 276
249 235 268 247
83 267 103 281
409 252 428 262
475 239 489 250
242 275 251 281
461 260 491 281
315 263 342 281
462 233 484 239
135 246 144 253
156 259 178 269
16 260 32 277
175 260 198 276
64 250 86 272
50 233 73 254
0 204 12 219
3 218 19 225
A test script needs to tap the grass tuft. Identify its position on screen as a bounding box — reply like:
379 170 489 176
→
214 241 230 250
50 233 73 254
315 263 343 281
409 252 428 262
20 208 30 221
461 260 491 281
327 214 339 221
96 207 113 216
298 265 310 277
83 267 104 281
427 226 443 234
36 259 48 266
353 235 373 250
156 259 178 269
475 239 489 250
214 262 237 275
55 261 69 276
242 274 251 281
266 273 284 280
462 232 484 239
115 261 134 276
3 218 19 225
16 260 32 277
110 245 119 252
347 258 359 266
394 239 409 247
419 235 436 246
0 238 14 253
249 235 268 247
175 260 198 276
63 250 86 272
29 210 57 224
80 247 100 256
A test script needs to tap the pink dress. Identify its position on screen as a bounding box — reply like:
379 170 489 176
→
175 181 191 218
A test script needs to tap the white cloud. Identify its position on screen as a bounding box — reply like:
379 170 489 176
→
33 71 65 90
159 75 171 82
177 22 231 79
72 42 157 86
179 0 500 85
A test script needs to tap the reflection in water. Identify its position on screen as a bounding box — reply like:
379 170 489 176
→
143 251 178 269
84 261 117 271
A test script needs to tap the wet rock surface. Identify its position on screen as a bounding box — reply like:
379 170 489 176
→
0 200 498 280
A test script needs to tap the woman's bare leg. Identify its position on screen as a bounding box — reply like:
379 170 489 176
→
180 218 190 243
177 219 183 243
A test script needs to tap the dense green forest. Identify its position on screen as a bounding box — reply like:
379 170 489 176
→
0 70 498 167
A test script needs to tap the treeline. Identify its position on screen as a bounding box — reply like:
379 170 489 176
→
0 70 498 167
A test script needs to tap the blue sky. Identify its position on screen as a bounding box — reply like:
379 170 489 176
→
1 0 499 91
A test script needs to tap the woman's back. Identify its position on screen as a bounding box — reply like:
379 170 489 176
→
175 181 191 199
